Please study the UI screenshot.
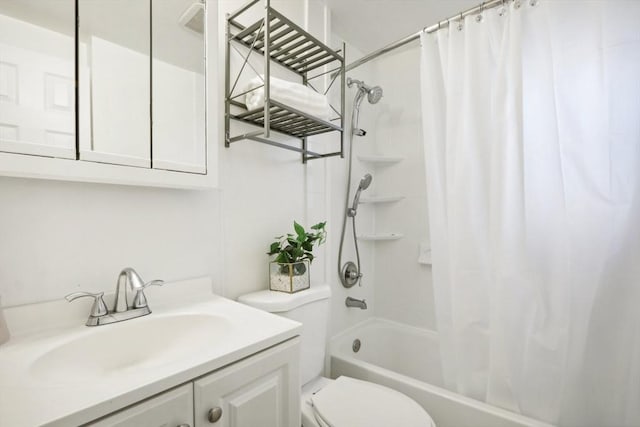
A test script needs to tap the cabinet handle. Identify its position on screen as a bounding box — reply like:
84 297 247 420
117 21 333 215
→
208 407 223 423
177 424 191 427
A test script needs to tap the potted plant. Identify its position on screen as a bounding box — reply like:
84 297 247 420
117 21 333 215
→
267 221 327 293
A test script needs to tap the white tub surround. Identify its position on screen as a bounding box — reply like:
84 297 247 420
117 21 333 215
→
330 319 554 427
0 277 302 427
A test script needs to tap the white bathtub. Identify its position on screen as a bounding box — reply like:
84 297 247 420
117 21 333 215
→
329 318 554 427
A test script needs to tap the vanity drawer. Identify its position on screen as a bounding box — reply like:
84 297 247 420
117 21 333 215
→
86 384 193 427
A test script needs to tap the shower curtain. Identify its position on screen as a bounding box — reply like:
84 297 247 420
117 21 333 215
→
420 1 640 425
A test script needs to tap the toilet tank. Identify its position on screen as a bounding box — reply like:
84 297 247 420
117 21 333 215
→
238 285 331 386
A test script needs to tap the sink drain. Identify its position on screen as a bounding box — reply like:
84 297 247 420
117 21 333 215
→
352 338 361 353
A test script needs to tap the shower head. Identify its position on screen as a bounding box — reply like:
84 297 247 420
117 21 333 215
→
358 173 373 191
367 86 383 104
348 174 373 217
347 78 383 105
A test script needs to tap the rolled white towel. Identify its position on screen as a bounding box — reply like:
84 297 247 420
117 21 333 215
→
244 75 333 121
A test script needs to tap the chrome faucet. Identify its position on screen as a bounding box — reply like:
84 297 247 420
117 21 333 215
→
66 267 164 326
113 267 164 313
345 296 367 310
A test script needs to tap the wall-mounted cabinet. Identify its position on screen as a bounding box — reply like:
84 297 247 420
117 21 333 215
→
0 0 215 188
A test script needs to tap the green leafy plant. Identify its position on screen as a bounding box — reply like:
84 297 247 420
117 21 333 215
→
267 221 327 271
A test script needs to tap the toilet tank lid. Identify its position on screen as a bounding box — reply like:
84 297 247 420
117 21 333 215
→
238 285 331 313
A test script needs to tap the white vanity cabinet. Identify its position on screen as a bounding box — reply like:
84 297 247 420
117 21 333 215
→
193 337 300 427
84 338 300 427
87 384 194 427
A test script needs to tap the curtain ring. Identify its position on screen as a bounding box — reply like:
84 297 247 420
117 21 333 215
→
476 2 484 22
457 12 464 31
498 0 507 16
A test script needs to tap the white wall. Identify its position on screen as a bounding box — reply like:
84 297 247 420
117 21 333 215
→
0 178 223 305
369 44 436 330
0 0 333 307
325 34 437 333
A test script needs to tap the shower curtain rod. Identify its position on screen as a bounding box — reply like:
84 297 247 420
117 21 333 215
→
344 0 506 73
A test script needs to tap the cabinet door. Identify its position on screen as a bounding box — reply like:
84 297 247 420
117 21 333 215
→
151 0 206 174
78 0 151 168
194 338 301 427
0 0 76 159
87 384 194 427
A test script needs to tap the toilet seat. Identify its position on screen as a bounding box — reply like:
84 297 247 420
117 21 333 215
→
310 376 435 427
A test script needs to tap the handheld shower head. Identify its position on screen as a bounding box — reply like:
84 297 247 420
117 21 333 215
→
348 174 373 217
358 173 373 190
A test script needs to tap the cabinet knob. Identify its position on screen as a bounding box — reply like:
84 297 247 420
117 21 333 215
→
208 407 223 423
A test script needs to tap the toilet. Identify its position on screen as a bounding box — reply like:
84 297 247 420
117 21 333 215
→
238 285 436 427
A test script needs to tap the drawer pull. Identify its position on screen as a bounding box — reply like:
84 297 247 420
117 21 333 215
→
208 407 223 423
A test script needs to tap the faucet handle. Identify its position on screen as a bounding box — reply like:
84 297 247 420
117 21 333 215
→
65 291 109 318
144 280 165 289
132 280 164 309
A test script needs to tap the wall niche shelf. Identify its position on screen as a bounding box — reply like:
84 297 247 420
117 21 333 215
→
359 195 405 204
357 233 404 241
225 0 345 163
357 155 404 165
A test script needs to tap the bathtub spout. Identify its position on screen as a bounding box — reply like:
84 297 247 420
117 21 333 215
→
346 297 367 310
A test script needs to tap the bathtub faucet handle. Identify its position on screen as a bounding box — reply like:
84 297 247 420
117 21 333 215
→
342 262 363 288
350 271 363 280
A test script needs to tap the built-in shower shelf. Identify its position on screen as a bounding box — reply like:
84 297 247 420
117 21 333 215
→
359 195 405 204
357 155 404 165
357 233 404 241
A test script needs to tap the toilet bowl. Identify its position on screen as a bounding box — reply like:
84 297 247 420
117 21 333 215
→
238 285 436 427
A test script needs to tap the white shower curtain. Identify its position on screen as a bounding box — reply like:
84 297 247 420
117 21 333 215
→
420 1 640 425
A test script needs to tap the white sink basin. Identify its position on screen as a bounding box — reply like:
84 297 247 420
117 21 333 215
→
0 278 302 427
30 313 230 383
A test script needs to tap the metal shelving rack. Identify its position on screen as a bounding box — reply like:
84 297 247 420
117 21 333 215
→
225 0 345 163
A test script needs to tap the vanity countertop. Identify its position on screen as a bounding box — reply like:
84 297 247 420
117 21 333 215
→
0 277 301 426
